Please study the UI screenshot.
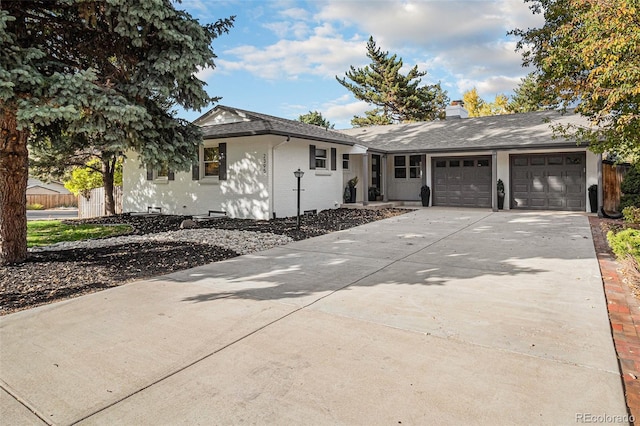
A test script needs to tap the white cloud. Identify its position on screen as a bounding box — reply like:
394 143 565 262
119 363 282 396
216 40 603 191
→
219 27 366 80
208 0 546 116
323 99 369 129
313 0 543 98
280 7 310 20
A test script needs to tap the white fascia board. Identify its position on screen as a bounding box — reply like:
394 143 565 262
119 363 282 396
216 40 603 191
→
345 144 368 154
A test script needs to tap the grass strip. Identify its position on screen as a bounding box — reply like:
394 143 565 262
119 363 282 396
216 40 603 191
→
27 220 132 248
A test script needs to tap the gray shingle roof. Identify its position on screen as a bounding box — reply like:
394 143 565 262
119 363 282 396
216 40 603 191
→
339 110 592 153
198 105 360 146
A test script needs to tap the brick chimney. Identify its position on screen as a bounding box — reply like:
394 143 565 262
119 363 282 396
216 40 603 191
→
445 100 469 119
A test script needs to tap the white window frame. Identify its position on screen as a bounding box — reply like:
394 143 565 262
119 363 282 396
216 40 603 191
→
203 146 220 178
409 155 422 179
315 148 327 169
199 144 221 183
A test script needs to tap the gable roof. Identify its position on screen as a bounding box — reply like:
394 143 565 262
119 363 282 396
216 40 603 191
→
27 178 71 194
195 105 360 146
339 109 592 153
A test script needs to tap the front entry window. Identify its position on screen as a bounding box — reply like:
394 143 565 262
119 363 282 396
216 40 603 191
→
394 155 422 179
394 156 406 178
409 155 421 178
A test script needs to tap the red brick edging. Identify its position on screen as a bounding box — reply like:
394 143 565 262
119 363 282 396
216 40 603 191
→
590 216 640 424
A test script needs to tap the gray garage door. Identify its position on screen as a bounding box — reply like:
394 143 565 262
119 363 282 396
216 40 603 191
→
511 153 586 211
432 157 492 207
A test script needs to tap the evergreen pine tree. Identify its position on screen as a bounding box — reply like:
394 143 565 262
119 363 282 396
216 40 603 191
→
336 37 448 126
0 1 234 264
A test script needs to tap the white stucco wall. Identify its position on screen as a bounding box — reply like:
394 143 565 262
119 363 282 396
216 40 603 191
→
271 138 351 217
123 135 357 220
122 137 271 220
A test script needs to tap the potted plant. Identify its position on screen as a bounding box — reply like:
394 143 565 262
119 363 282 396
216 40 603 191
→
588 184 597 213
368 186 381 202
497 179 505 210
344 176 358 203
420 185 430 207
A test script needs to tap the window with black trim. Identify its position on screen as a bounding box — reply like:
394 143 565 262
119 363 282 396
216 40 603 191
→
342 154 350 170
409 155 421 178
394 156 406 178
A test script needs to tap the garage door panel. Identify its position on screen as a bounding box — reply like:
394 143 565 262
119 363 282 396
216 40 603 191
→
548 199 564 208
432 156 492 208
513 170 528 179
510 153 585 211
566 184 582 194
513 183 528 192
530 198 547 207
567 199 583 208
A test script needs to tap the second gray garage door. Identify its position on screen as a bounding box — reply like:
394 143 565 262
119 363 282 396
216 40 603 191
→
432 157 492 207
511 153 586 211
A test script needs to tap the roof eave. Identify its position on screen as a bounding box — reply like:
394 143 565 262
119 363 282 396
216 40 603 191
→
359 142 587 155
202 129 357 146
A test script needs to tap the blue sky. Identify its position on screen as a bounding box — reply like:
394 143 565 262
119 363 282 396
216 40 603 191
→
178 0 544 129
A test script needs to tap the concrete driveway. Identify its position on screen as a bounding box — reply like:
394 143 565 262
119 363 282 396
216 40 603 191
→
0 208 628 425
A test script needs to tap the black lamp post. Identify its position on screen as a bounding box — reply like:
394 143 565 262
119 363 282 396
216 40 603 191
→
294 168 304 229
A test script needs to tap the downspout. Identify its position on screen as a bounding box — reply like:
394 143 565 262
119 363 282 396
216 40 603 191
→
271 135 291 219
382 154 389 202
492 150 498 212
362 153 369 206
597 153 603 217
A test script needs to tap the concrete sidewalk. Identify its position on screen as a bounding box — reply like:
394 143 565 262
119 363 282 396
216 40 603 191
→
0 208 629 425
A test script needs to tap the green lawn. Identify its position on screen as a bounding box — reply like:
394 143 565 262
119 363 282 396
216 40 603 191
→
27 220 132 248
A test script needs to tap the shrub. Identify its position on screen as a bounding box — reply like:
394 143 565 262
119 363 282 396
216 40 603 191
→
26 203 45 210
620 164 640 209
607 228 640 264
621 194 640 210
621 164 640 194
623 206 640 224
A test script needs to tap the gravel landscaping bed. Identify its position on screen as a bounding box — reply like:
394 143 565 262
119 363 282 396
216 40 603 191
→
1 208 409 315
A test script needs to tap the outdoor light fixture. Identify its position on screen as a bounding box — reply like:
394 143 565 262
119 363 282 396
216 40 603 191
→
294 168 304 229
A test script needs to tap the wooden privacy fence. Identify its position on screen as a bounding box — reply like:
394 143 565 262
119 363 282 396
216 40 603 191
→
603 161 632 212
26 194 77 209
78 186 123 218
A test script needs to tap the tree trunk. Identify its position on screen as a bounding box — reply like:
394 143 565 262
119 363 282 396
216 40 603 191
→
0 109 29 264
103 155 116 216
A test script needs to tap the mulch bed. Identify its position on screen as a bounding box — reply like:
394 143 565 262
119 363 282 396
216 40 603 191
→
0 208 409 315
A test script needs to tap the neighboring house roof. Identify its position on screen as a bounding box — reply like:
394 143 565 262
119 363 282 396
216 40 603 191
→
339 109 592 153
27 178 71 194
195 105 361 146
